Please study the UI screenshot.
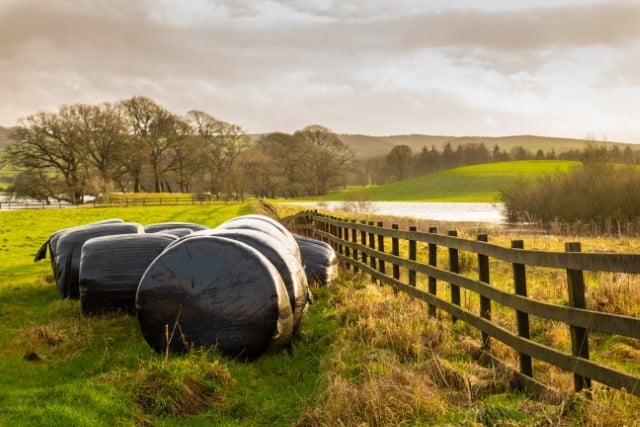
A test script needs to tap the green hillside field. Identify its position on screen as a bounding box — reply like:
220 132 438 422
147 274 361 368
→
319 160 579 203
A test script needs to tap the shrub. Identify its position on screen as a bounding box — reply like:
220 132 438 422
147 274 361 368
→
501 162 640 234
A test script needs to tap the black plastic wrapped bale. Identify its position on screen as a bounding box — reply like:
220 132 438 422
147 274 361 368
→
204 228 310 329
79 234 177 315
217 214 300 261
55 223 144 299
294 235 338 286
144 222 208 233
33 219 124 278
148 228 194 238
136 236 293 359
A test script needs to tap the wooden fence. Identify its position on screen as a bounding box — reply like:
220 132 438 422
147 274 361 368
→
286 210 640 398
0 196 219 211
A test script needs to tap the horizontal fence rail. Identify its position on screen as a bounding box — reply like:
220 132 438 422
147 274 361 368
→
285 210 640 398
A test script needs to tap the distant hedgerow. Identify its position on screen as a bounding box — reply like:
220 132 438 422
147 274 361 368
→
500 161 640 234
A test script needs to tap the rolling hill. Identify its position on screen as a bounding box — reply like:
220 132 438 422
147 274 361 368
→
314 160 579 203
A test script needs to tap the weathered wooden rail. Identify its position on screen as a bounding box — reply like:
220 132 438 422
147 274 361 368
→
286 210 640 397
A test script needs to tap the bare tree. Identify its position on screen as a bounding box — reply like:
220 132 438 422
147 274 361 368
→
294 125 352 196
76 103 128 194
186 110 250 199
120 96 183 192
6 106 90 203
257 132 308 197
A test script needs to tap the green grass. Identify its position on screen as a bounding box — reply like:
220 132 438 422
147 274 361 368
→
310 160 578 202
2 204 640 425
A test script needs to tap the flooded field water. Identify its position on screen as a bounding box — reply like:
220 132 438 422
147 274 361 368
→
285 201 506 224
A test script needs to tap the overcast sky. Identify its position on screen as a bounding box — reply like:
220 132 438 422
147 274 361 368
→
1 0 639 142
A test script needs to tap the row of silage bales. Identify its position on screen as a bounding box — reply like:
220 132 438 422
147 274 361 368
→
34 221 205 300
136 214 310 359
33 215 336 360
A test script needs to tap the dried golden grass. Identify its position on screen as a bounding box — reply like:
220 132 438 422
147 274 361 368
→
298 357 446 426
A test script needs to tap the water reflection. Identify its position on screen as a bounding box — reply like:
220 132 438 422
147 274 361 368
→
284 201 505 224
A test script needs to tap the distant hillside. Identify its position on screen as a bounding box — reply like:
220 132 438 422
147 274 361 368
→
339 134 635 159
305 160 578 203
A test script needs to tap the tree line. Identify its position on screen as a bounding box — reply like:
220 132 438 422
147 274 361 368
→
360 141 640 185
4 96 639 203
2 97 353 203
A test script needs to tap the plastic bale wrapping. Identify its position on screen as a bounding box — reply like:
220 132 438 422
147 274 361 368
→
33 219 124 277
148 228 194 238
294 235 338 286
144 222 208 233
55 223 144 299
217 214 301 261
79 234 178 315
196 228 310 330
136 236 293 360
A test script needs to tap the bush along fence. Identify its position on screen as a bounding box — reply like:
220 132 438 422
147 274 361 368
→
285 210 640 398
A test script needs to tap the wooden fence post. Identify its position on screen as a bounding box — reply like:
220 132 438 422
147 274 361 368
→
368 221 376 281
390 224 400 294
343 220 351 270
360 220 368 268
337 220 343 256
428 227 438 317
392 224 400 282
566 241 592 392
377 221 386 278
329 216 338 252
409 226 417 286
351 220 359 274
448 230 460 323
512 240 533 378
478 233 491 350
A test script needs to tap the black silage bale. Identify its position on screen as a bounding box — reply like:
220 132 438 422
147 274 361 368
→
144 222 208 233
33 218 124 278
79 233 177 315
217 214 301 261
136 236 293 359
55 223 144 299
148 227 194 238
294 235 338 286
205 228 310 329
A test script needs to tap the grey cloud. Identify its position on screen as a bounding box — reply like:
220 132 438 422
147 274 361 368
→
0 0 638 141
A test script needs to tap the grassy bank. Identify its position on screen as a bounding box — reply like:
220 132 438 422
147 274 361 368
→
1 205 640 425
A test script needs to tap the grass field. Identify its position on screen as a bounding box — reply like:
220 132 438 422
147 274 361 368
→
311 160 578 202
2 204 640 425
